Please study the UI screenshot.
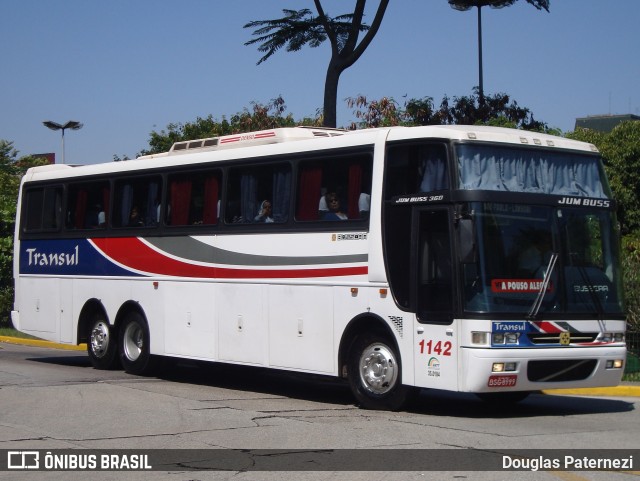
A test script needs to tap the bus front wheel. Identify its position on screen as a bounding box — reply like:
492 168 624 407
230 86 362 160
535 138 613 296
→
87 314 119 370
347 334 413 411
118 312 156 375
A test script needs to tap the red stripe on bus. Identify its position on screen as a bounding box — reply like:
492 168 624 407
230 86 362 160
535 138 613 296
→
91 237 367 279
532 321 563 333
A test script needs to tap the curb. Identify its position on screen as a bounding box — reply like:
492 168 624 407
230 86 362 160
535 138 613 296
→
1 336 639 397
0 335 86 351
542 385 640 397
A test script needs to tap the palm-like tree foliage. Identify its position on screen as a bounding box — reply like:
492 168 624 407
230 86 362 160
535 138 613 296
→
245 9 369 65
244 0 389 128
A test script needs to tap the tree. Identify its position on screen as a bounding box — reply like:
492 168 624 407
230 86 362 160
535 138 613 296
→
568 121 640 234
347 88 552 132
567 121 640 329
0 141 48 325
448 0 550 104
140 97 306 156
244 1 389 128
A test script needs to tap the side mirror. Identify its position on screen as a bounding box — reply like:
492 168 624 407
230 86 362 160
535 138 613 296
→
457 217 476 263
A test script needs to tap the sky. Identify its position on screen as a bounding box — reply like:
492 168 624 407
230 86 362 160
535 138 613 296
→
1 0 639 165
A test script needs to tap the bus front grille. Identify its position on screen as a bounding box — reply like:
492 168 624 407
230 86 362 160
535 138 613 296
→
527 359 597 382
527 332 598 345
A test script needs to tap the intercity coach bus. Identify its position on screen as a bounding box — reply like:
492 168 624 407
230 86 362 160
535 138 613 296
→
12 125 626 409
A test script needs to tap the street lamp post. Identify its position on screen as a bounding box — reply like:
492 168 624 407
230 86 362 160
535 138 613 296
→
448 0 517 106
42 120 83 164
449 0 549 107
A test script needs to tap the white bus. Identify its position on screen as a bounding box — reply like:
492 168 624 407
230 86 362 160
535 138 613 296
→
12 125 626 409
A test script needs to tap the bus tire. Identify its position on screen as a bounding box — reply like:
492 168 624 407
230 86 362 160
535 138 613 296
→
118 311 157 375
348 333 413 411
87 314 120 370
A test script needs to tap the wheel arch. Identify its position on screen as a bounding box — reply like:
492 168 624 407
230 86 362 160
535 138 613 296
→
77 299 109 345
338 312 400 379
114 301 148 331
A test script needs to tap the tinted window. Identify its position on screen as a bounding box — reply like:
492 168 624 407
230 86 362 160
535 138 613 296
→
385 143 448 200
23 186 63 232
167 170 221 226
225 163 291 224
66 181 110 229
296 153 372 222
113 176 162 228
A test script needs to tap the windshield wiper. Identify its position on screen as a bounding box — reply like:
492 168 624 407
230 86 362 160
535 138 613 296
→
526 252 559 320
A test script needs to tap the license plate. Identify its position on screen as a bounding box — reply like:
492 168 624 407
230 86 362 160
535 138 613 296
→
488 375 517 387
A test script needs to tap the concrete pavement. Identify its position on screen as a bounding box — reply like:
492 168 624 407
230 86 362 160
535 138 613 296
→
2 335 639 397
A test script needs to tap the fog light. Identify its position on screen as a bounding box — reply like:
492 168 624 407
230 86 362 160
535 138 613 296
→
606 359 624 369
505 362 517 372
492 363 505 372
472 332 488 345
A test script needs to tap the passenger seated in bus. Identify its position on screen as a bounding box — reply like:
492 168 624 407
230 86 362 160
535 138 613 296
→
323 192 348 220
358 193 371 220
316 187 329 218
254 200 274 223
128 206 144 226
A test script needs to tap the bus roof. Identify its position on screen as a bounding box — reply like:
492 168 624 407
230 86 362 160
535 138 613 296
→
22 125 599 182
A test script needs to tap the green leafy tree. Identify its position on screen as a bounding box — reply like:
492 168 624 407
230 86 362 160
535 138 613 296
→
348 89 552 132
141 97 303 156
567 121 640 329
0 141 48 326
244 1 389 128
568 121 640 234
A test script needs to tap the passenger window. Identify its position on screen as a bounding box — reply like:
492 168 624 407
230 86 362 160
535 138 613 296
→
167 170 221 226
113 176 162 228
225 163 290 224
66 181 110 229
385 143 448 200
23 186 63 232
295 153 372 222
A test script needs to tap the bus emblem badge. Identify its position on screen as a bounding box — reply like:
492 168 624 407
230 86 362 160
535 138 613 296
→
559 332 571 346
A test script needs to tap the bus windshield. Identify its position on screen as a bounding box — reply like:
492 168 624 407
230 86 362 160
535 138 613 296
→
456 144 610 197
461 202 625 317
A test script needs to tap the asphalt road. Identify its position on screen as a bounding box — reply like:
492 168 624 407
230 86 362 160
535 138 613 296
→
0 340 638 481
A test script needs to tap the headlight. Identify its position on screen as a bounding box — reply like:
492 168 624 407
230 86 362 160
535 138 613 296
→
492 332 520 345
472 332 488 345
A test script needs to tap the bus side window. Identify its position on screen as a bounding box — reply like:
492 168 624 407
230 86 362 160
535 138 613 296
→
66 181 110 230
167 171 220 226
23 187 63 232
225 164 291 224
417 210 454 323
385 143 449 199
113 176 162 228
295 154 372 222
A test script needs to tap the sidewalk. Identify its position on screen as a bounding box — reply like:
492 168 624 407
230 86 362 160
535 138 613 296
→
1 335 639 397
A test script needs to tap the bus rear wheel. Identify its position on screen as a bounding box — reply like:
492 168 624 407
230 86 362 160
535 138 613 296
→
87 314 119 370
348 333 413 411
118 312 157 375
